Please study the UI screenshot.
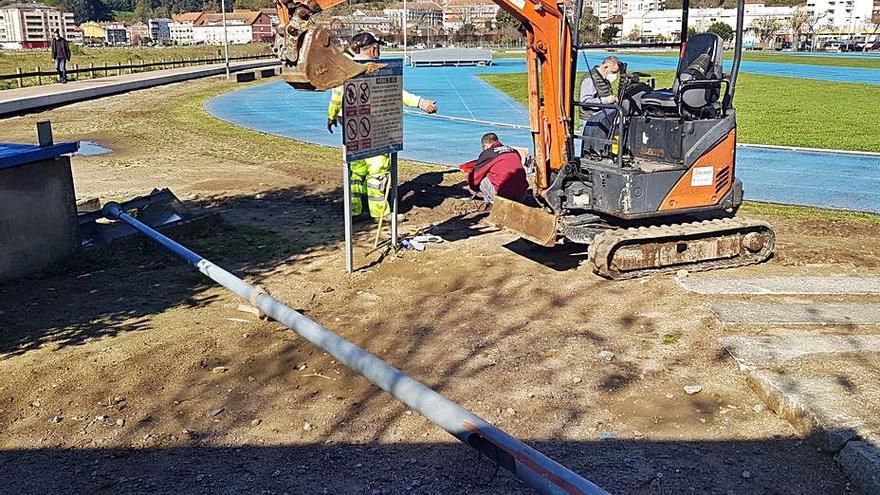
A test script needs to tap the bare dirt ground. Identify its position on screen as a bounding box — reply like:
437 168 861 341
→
2 77 879 495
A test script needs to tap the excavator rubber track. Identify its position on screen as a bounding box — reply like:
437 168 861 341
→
587 217 775 280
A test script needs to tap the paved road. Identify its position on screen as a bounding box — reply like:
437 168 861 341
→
0 59 278 117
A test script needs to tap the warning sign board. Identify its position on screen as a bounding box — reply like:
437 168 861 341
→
342 58 403 162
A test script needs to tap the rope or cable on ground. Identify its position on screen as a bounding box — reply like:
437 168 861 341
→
402 110 530 130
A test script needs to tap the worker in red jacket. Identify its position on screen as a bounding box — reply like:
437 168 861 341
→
461 133 529 204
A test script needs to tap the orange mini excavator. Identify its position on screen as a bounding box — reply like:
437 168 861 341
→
272 0 775 279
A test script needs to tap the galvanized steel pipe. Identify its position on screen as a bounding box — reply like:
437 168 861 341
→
101 202 611 495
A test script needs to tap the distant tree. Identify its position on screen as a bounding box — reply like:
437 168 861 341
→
113 10 138 22
578 6 600 43
687 26 698 37
626 27 640 42
133 0 151 21
655 33 667 42
60 0 111 22
235 0 274 9
600 25 620 43
454 23 476 42
707 21 734 41
752 16 781 46
104 0 135 13
495 9 523 44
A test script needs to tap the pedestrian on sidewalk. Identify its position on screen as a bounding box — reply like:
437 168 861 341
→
50 30 71 84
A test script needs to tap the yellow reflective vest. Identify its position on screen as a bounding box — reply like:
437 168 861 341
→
328 85 423 120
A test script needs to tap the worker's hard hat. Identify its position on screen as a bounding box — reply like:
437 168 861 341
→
350 32 386 50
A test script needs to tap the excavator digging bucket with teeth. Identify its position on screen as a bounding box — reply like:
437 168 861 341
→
486 197 559 247
281 27 372 91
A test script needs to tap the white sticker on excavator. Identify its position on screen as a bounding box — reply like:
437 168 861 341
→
509 0 526 9
691 166 714 187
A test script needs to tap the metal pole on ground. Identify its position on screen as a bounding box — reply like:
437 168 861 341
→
343 148 354 274
99 202 611 495
221 0 231 79
390 152 399 248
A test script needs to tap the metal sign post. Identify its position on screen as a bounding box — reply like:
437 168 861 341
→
341 58 404 273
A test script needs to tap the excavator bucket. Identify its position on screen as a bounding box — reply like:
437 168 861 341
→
280 26 377 91
487 197 559 247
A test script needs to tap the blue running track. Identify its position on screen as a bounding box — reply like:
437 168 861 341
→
206 58 880 213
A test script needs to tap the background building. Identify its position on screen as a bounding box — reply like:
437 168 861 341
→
442 0 500 31
384 1 443 30
805 0 875 32
149 17 172 44
80 20 104 44
622 3 799 43
169 12 202 45
192 11 272 44
326 9 392 39
0 3 76 49
128 21 149 45
102 22 129 45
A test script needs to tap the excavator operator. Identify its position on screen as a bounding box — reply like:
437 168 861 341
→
579 56 621 157
327 32 438 220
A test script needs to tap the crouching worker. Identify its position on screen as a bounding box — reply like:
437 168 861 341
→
462 133 529 205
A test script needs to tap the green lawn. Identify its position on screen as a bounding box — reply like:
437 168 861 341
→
479 71 880 153
613 49 880 69
0 44 272 89
497 49 880 69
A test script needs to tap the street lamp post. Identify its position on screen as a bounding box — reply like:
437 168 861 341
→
220 0 231 79
403 0 408 59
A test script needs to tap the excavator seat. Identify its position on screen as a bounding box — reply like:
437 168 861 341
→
642 33 724 119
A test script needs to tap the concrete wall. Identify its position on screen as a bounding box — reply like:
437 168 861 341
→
0 156 78 282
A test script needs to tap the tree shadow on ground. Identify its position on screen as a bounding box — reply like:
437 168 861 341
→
0 184 345 360
398 169 471 214
0 178 861 495
0 438 855 495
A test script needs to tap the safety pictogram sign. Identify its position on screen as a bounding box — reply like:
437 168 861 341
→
342 58 403 161
344 83 358 106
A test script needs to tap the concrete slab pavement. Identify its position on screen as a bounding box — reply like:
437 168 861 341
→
708 302 880 325
721 334 880 494
677 276 880 295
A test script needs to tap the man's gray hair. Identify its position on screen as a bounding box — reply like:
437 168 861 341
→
602 56 620 66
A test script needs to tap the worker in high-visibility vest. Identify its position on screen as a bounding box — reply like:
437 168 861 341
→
327 32 438 220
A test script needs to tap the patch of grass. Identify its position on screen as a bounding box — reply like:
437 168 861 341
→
492 50 528 58
0 44 272 89
661 333 679 345
491 49 880 68
191 225 290 263
478 71 880 152
615 49 880 69
742 201 880 225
